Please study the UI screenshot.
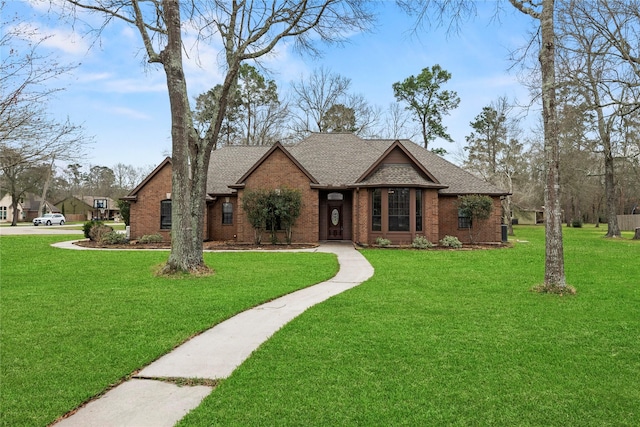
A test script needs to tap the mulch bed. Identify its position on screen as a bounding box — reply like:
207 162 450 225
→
73 239 319 251
73 239 509 251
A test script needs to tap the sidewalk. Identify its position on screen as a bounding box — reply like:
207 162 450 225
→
54 242 374 427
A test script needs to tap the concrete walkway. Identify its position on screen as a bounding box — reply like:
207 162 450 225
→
54 242 374 427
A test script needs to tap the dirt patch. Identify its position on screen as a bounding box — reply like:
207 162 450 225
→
73 239 319 251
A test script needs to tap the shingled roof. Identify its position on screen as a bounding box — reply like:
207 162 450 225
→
205 133 507 196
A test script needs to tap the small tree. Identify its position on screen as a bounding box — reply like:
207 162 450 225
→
116 199 130 226
242 189 270 244
276 188 303 244
242 188 303 244
458 194 494 244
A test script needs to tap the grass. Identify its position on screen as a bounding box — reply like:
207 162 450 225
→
178 225 640 426
0 235 338 427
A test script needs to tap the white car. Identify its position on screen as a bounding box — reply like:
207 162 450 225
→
33 213 66 226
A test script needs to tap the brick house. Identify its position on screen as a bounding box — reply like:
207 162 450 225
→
123 133 508 245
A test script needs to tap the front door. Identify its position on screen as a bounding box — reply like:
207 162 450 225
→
328 204 343 240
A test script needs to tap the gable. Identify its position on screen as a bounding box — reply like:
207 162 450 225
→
355 141 445 188
232 142 318 189
55 196 92 209
122 157 172 201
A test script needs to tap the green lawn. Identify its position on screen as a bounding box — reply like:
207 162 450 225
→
0 236 338 427
179 226 640 426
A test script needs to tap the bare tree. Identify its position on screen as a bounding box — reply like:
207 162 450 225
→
60 0 374 274
378 103 420 140
555 0 640 237
400 0 567 289
509 0 567 289
290 66 353 135
112 163 148 194
0 4 89 225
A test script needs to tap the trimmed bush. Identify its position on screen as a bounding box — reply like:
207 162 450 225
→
83 221 101 239
571 218 583 228
412 235 434 249
139 234 163 244
100 231 128 245
89 224 113 242
439 235 462 248
375 237 392 247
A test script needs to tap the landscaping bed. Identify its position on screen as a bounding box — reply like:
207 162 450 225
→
73 239 319 251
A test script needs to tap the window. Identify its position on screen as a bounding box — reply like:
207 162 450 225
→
458 208 471 229
372 189 381 231
160 200 172 229
388 188 410 231
415 189 423 232
266 215 283 231
0 206 6 220
222 202 233 224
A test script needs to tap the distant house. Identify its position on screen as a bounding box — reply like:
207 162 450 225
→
0 193 61 223
512 206 544 225
55 196 120 221
124 133 509 245
0 193 20 223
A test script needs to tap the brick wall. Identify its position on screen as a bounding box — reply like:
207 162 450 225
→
129 162 209 242
208 197 238 241
423 189 440 244
353 188 369 245
129 162 172 240
356 188 441 246
236 148 318 243
438 195 502 244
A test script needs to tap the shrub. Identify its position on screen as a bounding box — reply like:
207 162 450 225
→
571 218 583 228
412 235 434 249
116 199 130 225
458 194 494 244
89 224 113 242
375 237 392 247
83 221 101 239
242 189 269 244
139 234 163 244
439 235 462 248
243 187 303 245
100 231 128 245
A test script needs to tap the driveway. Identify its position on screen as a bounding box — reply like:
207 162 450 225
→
0 224 84 236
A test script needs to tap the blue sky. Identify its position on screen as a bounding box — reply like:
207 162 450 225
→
7 1 538 172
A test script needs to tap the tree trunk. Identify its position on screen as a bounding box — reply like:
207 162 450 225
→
504 173 514 236
10 195 20 226
603 146 621 237
540 0 566 287
633 228 640 240
38 156 56 218
160 0 207 274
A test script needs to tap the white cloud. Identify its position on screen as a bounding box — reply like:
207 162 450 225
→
76 72 112 83
106 106 153 120
8 21 90 56
103 78 167 94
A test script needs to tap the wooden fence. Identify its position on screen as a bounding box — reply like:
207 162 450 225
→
617 215 640 231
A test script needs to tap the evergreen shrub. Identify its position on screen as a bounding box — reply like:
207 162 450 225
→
412 236 434 249
439 235 462 248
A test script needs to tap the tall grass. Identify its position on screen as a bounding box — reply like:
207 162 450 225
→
0 236 337 427
180 226 639 426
